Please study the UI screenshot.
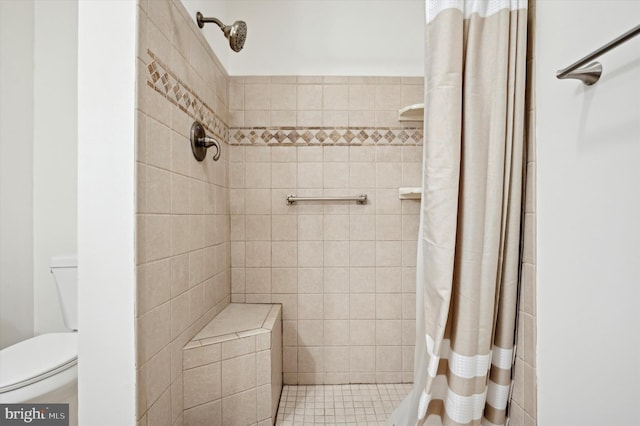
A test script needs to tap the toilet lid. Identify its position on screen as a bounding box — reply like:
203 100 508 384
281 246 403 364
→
0 332 77 392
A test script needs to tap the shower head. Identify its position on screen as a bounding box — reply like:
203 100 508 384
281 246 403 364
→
196 12 247 52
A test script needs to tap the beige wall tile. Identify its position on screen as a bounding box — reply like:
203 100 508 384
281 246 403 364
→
272 241 297 268
270 84 296 110
324 320 350 346
297 110 323 127
349 346 375 372
270 110 297 127
375 84 402 110
324 241 349 267
402 240 417 267
222 388 257 425
376 162 402 189
348 110 375 127
146 388 171 426
323 85 348 110
246 268 271 294
298 241 323 268
322 110 349 127
245 146 271 162
376 346 401 372
350 268 375 293
298 215 323 240
271 294 297 320
376 215 401 241
298 346 323 372
376 241 402 267
324 268 349 293
183 361 221 409
349 85 375 110
375 267 402 293
283 346 298 372
245 162 271 189
272 215 297 241
145 215 172 261
324 294 349 320
245 215 271 241
375 110 400 128
184 400 221 426
271 163 297 189
256 383 272 421
183 343 221 370
298 294 324 319
245 241 271 267
138 302 171 364
350 241 375 267
350 215 376 241
137 260 172 315
244 84 270 110
271 268 297 293
324 346 349 372
221 353 256 397
298 268 323 293
297 320 323 346
326 76 350 84
376 320 402 345
297 162 323 188
245 189 271 214
297 85 322 111
350 294 375 320
323 215 349 240
376 294 402 320
349 146 376 162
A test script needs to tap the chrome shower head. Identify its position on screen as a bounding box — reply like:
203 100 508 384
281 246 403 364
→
196 12 247 52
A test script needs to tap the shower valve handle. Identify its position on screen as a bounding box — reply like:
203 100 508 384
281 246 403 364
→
190 121 221 162
198 136 221 161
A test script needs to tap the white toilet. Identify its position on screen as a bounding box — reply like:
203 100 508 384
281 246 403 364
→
0 255 78 426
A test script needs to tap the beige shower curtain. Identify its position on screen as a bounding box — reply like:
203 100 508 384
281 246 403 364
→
389 1 528 425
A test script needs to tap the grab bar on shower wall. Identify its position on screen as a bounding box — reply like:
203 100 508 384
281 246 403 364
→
286 194 368 205
556 24 640 85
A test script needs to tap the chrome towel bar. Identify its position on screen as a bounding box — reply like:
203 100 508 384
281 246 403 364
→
556 24 640 85
286 194 367 205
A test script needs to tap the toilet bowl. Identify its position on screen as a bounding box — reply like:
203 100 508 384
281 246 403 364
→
0 255 78 426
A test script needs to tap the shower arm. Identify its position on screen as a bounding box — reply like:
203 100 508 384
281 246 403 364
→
196 12 224 30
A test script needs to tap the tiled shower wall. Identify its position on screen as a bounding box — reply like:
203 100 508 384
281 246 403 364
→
510 3 537 425
228 77 424 385
136 1 231 425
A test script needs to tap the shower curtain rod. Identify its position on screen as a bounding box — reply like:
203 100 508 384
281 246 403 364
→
556 24 640 85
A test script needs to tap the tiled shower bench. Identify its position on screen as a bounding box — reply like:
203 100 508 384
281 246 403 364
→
182 303 283 426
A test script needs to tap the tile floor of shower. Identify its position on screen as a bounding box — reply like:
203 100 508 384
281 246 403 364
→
275 383 412 425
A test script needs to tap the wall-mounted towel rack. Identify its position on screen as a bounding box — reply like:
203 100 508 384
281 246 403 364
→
556 25 640 85
286 194 367 205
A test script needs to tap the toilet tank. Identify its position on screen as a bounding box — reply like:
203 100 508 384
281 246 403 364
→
50 255 78 331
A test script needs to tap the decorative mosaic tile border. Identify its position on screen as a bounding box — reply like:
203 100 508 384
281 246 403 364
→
229 127 423 146
145 50 228 142
145 49 422 146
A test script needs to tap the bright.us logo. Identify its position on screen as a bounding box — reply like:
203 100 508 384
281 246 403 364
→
3 407 45 423
0 404 68 425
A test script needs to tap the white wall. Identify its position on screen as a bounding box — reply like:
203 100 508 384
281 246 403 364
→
180 0 425 76
0 0 78 348
33 0 78 335
77 1 136 424
536 2 640 425
0 0 35 349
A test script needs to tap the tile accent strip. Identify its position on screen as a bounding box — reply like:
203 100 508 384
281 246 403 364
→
145 49 229 142
229 127 423 146
145 49 423 147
